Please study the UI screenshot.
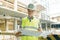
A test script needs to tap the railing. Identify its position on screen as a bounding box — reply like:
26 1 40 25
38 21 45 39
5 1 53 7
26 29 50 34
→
0 0 14 9
0 30 17 40
0 0 27 13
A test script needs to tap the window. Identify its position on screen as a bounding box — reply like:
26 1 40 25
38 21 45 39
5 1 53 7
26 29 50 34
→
47 23 50 29
51 24 60 29
41 23 46 30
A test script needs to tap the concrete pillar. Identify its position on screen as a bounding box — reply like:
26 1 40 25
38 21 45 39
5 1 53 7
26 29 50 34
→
5 19 8 31
14 0 17 11
13 18 17 30
50 23 51 30
46 23 47 30
40 23 43 31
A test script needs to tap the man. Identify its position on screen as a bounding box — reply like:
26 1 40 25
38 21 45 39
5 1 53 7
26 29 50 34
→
21 4 41 40
21 4 39 40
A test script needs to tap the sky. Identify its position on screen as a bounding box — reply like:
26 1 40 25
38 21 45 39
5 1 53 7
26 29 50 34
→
18 0 60 17
49 0 60 17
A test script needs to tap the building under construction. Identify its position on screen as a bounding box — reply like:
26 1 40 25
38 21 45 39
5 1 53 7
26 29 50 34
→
0 0 60 40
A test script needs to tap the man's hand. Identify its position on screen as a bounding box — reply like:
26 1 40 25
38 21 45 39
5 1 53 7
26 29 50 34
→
37 28 42 32
15 32 21 37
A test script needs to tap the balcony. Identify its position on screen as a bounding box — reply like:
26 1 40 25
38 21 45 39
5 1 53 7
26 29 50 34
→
0 0 28 13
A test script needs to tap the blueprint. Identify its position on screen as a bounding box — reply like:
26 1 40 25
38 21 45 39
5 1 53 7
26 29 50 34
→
17 28 52 38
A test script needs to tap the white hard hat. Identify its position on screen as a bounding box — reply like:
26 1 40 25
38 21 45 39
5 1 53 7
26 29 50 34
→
27 4 35 10
27 3 45 12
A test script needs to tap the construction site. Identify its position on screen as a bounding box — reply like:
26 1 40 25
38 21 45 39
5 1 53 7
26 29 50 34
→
0 0 60 40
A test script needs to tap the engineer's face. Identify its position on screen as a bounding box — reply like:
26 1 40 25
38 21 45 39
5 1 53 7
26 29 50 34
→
28 9 36 17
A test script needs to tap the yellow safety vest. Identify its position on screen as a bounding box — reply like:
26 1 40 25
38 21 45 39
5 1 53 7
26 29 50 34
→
22 17 39 28
21 17 39 40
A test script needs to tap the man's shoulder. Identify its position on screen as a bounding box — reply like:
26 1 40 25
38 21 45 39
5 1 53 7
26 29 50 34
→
22 17 27 20
34 17 39 20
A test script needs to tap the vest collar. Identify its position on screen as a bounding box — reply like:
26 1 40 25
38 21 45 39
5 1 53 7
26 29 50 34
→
27 16 34 22
28 16 34 19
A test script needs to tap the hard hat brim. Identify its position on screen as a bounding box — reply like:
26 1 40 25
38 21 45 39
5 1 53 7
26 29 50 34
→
27 4 46 12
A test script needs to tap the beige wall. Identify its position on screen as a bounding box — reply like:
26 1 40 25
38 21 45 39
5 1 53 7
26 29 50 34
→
18 6 27 13
52 16 60 22
0 23 6 31
7 22 14 30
